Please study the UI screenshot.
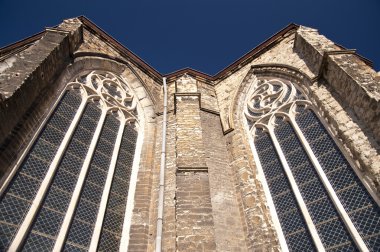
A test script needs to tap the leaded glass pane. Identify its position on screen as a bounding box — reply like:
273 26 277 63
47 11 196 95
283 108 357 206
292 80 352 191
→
275 118 356 250
254 129 316 251
296 108 380 251
64 115 119 251
22 101 101 251
98 123 137 251
0 90 81 250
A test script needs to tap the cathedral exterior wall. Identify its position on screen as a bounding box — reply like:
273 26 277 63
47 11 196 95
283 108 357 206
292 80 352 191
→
0 17 379 251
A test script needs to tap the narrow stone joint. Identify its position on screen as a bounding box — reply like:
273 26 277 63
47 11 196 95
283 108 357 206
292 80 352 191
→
177 167 208 173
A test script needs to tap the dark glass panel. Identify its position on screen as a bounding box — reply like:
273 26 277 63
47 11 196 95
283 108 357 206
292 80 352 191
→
0 90 81 250
254 129 316 251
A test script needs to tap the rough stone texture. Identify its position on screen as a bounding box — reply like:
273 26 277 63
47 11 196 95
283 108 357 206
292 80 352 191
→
225 126 279 251
0 22 83 178
294 26 339 74
176 74 198 93
162 113 178 252
295 26 380 143
292 26 380 192
77 24 162 110
176 172 216 251
176 96 207 169
198 80 219 113
0 27 81 146
307 79 380 193
200 111 248 251
77 29 121 59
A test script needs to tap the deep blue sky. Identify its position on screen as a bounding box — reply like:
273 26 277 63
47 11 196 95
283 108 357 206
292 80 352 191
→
1 0 379 74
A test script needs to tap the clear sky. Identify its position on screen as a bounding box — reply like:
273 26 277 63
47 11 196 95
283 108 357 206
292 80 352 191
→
1 0 379 74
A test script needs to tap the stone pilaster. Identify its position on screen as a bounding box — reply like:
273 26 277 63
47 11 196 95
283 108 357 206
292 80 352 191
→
174 74 216 251
0 21 83 176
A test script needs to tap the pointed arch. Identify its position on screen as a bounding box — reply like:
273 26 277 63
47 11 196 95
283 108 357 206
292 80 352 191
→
0 57 157 251
237 64 380 251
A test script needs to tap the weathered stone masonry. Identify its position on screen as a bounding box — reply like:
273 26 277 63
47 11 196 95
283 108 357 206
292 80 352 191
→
0 17 379 251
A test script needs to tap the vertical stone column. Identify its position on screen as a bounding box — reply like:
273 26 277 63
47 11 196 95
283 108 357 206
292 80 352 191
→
174 74 216 251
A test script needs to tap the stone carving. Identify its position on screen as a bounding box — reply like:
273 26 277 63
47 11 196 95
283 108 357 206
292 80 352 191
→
73 70 138 122
245 77 307 127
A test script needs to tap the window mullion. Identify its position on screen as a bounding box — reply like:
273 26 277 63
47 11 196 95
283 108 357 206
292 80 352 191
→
88 119 126 252
288 113 369 251
249 130 289 252
7 94 87 252
119 125 141 251
52 105 108 252
267 126 326 251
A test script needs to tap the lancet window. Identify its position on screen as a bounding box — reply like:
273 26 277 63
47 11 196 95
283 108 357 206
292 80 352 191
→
0 71 139 251
245 77 380 251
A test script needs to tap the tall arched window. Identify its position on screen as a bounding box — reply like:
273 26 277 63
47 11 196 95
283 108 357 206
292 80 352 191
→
245 77 380 251
0 71 140 251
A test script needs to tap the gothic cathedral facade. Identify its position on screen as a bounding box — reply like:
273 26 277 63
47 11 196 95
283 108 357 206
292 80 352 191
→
0 17 379 251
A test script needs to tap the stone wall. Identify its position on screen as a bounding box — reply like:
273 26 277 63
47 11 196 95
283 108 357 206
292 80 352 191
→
0 21 82 178
1 17 380 252
293 26 380 192
200 111 248 251
176 172 216 251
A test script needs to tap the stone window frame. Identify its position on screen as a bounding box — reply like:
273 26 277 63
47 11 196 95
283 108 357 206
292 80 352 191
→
0 67 146 251
241 66 380 251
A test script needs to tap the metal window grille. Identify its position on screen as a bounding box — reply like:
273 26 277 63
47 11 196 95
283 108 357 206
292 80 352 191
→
0 90 81 250
274 117 356 250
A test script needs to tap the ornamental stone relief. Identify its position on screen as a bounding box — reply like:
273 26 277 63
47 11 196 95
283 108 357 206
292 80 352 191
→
73 70 138 123
244 77 310 131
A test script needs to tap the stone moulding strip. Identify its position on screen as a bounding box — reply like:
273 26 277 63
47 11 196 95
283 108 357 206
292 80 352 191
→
222 127 234 135
45 27 70 35
177 167 208 173
173 92 201 114
200 107 219 115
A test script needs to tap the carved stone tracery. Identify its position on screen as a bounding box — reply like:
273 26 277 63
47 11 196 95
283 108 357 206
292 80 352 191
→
244 77 309 132
70 70 138 123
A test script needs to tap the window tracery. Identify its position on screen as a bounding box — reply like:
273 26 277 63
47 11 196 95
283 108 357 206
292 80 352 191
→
0 70 140 251
245 77 380 251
